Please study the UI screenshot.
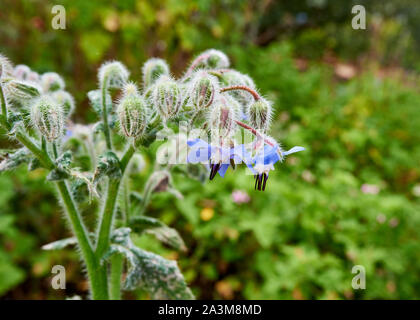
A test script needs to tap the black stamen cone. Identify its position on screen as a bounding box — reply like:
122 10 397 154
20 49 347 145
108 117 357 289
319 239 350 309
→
230 158 236 170
209 163 221 180
254 173 268 191
262 173 268 191
257 174 263 191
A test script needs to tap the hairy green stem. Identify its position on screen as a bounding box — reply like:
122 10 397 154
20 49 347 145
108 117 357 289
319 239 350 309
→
41 136 47 152
95 144 135 256
56 181 108 300
0 85 10 130
52 141 58 159
101 78 112 150
14 132 108 299
94 144 135 299
15 132 55 169
109 254 123 300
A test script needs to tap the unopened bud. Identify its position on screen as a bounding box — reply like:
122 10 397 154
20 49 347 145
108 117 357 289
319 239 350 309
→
98 61 129 89
41 72 65 92
117 83 147 138
142 58 169 88
5 79 41 101
51 91 75 117
195 49 230 70
27 71 40 83
152 76 182 121
248 98 272 131
188 71 218 110
31 96 64 141
13 65 31 80
209 97 236 140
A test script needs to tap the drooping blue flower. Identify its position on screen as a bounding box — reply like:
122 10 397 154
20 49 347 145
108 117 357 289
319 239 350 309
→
250 144 305 191
187 138 305 190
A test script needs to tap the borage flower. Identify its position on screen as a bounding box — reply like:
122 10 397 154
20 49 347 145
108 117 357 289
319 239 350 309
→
187 138 251 180
250 144 305 191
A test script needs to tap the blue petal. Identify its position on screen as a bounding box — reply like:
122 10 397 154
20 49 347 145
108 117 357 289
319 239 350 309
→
187 139 211 163
218 163 230 177
254 145 281 166
283 146 305 156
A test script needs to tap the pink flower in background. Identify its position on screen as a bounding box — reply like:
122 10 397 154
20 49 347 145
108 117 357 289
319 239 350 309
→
232 190 250 204
361 184 380 195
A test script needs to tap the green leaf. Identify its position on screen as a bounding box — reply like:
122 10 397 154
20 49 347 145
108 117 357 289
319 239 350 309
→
130 216 187 252
104 228 194 300
42 237 78 250
28 157 41 171
47 151 73 181
0 148 30 172
42 233 95 250
46 168 69 181
93 151 122 184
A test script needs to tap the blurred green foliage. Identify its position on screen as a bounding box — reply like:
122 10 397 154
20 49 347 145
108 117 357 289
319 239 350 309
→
1 0 420 299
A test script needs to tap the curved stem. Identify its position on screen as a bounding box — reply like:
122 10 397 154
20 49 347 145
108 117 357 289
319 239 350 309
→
234 120 274 147
184 53 210 78
220 85 261 101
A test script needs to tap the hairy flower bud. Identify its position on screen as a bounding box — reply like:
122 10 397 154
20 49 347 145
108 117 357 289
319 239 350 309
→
142 58 169 88
13 64 31 80
52 90 75 117
5 79 41 101
41 72 65 92
188 71 218 111
195 49 230 70
27 71 40 83
208 97 236 140
31 96 65 141
0 53 13 79
98 61 129 89
117 83 147 138
248 98 272 131
152 76 182 121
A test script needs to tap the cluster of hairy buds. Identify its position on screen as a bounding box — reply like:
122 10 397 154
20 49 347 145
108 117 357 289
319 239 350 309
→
117 83 148 138
0 48 304 196
31 95 64 142
152 76 182 121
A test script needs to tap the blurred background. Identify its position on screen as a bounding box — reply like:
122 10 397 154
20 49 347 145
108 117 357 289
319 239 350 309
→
1 0 420 299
